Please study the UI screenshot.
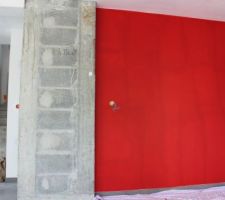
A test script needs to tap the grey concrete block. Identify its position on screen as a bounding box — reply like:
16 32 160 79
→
38 0 78 8
37 111 73 129
37 175 68 194
40 28 77 45
37 132 73 151
40 47 78 66
36 155 73 173
38 89 76 108
42 9 78 27
39 68 77 87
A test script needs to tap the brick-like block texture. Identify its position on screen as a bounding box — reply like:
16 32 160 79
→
40 28 77 45
36 155 73 174
37 132 73 151
36 1 79 196
18 0 95 200
42 9 78 27
40 47 78 66
39 68 77 87
37 175 68 194
38 89 76 108
38 0 78 8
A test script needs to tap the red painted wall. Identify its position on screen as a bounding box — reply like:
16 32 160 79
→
95 8 225 192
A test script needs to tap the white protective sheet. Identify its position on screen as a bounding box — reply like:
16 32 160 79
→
95 186 225 200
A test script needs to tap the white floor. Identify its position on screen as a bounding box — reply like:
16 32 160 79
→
96 186 225 200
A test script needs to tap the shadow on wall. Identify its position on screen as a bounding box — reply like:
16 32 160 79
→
0 45 10 182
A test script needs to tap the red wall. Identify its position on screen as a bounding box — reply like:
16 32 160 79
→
95 8 225 192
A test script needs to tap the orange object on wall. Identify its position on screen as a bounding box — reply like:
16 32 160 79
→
95 8 225 192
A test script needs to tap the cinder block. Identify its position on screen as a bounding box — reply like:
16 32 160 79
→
40 28 77 45
37 132 73 151
39 68 77 87
38 89 76 108
38 0 78 8
37 111 73 129
42 9 78 27
40 47 77 66
37 175 68 194
36 155 73 173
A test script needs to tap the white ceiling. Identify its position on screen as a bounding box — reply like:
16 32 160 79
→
97 0 225 22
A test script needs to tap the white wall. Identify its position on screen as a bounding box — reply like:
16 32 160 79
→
0 0 24 44
97 0 225 22
0 0 24 8
0 3 24 178
6 29 23 178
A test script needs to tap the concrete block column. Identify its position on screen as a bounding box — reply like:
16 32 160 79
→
18 0 96 200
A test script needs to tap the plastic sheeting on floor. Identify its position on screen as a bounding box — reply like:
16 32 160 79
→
95 186 225 200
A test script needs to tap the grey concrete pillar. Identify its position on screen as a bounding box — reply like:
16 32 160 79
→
18 0 96 200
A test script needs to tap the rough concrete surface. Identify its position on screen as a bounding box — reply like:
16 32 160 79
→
18 0 96 199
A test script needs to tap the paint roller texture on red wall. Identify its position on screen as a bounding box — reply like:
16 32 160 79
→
95 8 225 192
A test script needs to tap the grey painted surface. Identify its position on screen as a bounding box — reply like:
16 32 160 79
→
18 0 96 200
0 182 17 200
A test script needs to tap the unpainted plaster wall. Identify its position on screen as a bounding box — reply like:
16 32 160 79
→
18 0 96 199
